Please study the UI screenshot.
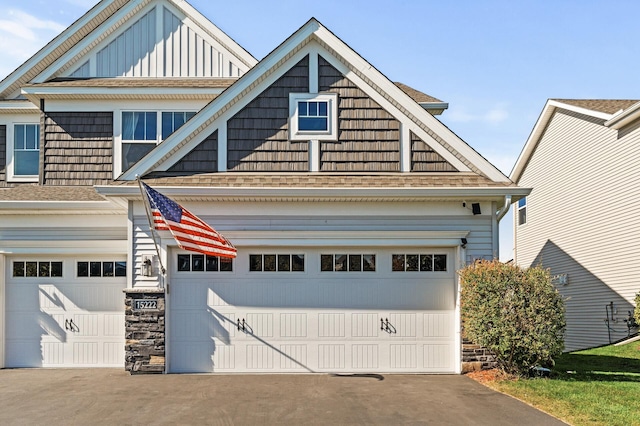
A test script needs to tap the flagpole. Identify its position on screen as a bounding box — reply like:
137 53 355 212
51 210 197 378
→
136 175 167 283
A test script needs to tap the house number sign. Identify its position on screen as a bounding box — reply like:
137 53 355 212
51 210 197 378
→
134 299 158 310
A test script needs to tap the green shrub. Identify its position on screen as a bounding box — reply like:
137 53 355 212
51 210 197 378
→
635 292 640 326
459 259 566 376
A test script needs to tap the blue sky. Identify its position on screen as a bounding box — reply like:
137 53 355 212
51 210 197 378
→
1 0 639 260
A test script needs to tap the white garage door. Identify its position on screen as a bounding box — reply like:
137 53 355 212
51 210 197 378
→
169 247 456 373
5 256 126 368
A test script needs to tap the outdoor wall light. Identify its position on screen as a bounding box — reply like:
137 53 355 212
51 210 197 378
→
461 238 468 248
142 255 153 277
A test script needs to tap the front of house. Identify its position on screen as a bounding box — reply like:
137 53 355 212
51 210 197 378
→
0 0 526 373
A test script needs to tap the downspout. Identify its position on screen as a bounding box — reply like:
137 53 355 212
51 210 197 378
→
496 195 512 222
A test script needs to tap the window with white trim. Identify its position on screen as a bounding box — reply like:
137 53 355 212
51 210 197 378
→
518 197 527 225
13 124 40 178
13 261 63 278
289 93 338 140
121 111 196 172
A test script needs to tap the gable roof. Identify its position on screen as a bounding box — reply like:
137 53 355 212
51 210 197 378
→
511 98 640 183
0 0 257 100
119 18 510 183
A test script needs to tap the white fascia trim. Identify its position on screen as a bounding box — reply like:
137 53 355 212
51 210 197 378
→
0 201 125 214
31 0 149 84
224 230 470 247
0 0 115 93
21 87 227 99
172 0 258 68
95 185 531 200
119 21 320 180
605 101 640 129
0 101 39 114
510 99 614 183
0 240 127 255
312 25 510 183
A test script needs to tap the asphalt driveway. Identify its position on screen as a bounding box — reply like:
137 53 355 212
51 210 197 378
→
0 369 565 425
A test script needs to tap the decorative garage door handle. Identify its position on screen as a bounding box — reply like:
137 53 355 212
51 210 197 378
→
65 319 80 333
380 318 396 334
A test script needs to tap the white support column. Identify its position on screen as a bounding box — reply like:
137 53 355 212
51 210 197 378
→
218 125 227 172
0 254 5 368
400 123 411 172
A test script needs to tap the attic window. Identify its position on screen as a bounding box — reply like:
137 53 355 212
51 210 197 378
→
289 93 338 141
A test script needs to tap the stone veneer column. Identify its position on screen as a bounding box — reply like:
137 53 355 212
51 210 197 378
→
123 289 165 374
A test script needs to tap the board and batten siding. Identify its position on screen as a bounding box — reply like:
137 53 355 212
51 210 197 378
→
318 56 400 172
73 6 246 78
226 57 309 172
515 109 640 351
42 112 113 186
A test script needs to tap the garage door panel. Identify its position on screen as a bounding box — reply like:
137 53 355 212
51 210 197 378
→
169 247 456 373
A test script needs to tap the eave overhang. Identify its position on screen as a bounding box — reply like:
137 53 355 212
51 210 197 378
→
20 86 228 103
0 101 40 114
605 101 640 129
0 201 125 215
95 185 530 203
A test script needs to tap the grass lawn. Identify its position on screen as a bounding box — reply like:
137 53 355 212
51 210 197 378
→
481 340 640 426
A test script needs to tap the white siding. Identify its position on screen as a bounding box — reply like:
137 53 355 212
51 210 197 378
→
515 109 640 351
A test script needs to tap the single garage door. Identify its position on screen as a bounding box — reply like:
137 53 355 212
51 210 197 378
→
169 247 456 373
5 255 126 368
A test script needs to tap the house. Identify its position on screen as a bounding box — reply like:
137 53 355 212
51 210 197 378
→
0 0 527 373
511 99 640 351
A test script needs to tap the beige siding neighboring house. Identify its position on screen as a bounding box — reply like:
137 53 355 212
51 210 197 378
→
511 99 640 351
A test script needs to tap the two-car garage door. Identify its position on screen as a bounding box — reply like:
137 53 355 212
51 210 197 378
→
168 247 457 373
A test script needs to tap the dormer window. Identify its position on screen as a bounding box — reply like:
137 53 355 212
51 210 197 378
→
289 93 338 141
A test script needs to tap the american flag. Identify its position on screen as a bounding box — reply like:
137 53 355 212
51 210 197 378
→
141 182 237 259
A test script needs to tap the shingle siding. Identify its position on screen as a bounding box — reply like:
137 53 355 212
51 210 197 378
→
148 130 218 177
227 56 309 171
42 112 113 185
0 125 6 186
410 131 457 172
318 56 400 172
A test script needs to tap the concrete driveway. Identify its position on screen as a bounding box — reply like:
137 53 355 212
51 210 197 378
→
0 369 565 425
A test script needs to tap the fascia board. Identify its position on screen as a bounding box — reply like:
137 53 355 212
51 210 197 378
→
0 101 39 114
21 86 226 99
510 99 613 183
0 0 116 95
96 185 531 200
31 0 150 84
312 25 511 183
172 0 257 67
0 201 124 214
119 20 321 180
605 100 640 129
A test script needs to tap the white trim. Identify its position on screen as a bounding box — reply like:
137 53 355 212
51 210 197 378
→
224 230 469 247
400 123 410 172
0 240 127 255
511 99 615 182
0 253 5 369
289 92 338 141
5 121 41 183
309 52 318 93
218 125 228 172
309 139 320 171
605 100 640 129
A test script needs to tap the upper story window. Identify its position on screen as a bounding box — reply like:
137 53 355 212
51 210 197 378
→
13 124 40 178
289 93 338 141
121 111 195 172
518 197 527 225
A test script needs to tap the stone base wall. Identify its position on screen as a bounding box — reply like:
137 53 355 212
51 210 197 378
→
124 289 165 374
461 339 498 373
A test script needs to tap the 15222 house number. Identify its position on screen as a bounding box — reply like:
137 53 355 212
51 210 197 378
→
134 300 158 310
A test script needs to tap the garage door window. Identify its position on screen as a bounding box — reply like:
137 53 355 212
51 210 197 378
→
177 254 233 272
77 261 126 277
249 254 305 272
392 254 447 272
12 261 63 277
320 254 376 272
